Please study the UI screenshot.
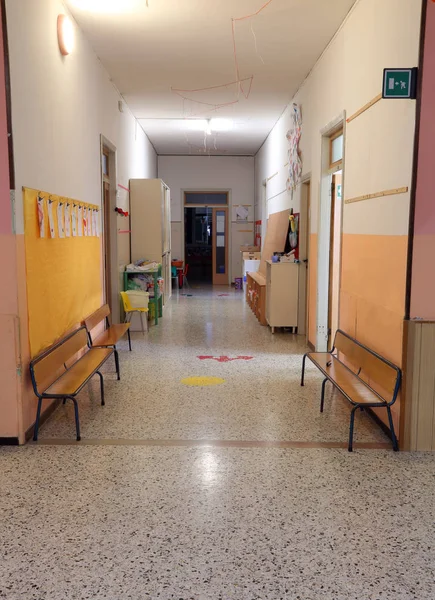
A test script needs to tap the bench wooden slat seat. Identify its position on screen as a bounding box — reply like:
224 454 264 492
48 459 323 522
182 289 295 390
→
84 304 131 381
91 324 130 349
301 330 401 452
45 348 113 397
306 353 386 406
30 327 114 442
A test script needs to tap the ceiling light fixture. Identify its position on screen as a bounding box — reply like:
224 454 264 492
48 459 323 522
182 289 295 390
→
69 0 145 14
185 120 209 132
57 15 75 56
210 118 234 132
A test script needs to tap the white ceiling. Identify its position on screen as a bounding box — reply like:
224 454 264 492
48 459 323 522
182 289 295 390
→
66 0 356 156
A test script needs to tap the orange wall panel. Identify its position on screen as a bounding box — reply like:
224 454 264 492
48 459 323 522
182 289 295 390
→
341 234 408 316
339 290 357 338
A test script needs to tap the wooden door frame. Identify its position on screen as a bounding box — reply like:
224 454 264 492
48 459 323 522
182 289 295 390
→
183 191 230 285
100 136 119 322
212 206 229 286
317 115 345 351
300 177 311 342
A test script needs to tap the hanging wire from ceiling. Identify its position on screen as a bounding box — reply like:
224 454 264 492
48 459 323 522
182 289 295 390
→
171 0 273 114
169 0 274 151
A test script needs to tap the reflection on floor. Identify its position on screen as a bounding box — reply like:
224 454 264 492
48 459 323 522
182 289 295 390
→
1 287 434 599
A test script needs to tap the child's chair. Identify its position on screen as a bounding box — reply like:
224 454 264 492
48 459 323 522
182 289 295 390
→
120 291 148 335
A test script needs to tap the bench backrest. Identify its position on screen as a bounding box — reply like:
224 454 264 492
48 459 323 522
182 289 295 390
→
84 304 110 332
30 327 89 393
333 330 400 401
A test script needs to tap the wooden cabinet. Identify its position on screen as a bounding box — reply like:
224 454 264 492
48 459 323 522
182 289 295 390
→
130 179 172 301
266 261 299 333
246 272 267 325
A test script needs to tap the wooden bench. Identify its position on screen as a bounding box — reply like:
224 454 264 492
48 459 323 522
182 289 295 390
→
30 326 114 441
301 329 401 452
84 304 131 381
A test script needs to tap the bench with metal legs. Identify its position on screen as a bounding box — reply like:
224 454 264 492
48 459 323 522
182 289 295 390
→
85 304 132 380
301 330 401 452
30 327 114 441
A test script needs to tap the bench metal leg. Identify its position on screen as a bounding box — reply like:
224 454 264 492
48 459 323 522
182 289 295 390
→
301 353 308 386
387 405 399 451
320 378 328 413
68 396 81 441
348 405 359 452
127 328 132 351
96 371 105 406
33 397 43 442
114 348 120 381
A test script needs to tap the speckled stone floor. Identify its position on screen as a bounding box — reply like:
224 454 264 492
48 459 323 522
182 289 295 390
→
1 286 435 599
37 287 389 444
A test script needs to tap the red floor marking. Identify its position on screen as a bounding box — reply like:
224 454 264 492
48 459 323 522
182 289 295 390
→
197 356 254 362
218 294 230 297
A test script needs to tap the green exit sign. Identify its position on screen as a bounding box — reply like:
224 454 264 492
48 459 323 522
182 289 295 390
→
383 68 417 99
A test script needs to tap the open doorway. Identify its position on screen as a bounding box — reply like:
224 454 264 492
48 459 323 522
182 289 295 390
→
183 192 229 286
184 207 213 283
316 120 344 351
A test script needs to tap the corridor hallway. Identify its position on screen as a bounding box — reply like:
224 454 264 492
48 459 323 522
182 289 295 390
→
1 288 434 599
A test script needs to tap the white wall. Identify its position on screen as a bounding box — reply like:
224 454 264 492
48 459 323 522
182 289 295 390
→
256 0 420 222
158 156 255 282
254 0 421 431
5 0 157 435
6 0 157 231
255 0 420 346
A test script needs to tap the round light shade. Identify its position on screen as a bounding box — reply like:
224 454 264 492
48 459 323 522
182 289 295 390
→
57 15 75 56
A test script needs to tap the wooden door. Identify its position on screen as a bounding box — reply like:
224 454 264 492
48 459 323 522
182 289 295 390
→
212 207 229 285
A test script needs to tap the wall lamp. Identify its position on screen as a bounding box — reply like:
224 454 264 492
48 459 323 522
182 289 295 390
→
57 14 75 56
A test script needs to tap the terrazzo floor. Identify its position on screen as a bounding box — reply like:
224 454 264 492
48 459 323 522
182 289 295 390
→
1 286 435 599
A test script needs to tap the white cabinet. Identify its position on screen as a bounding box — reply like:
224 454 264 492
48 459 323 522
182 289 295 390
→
266 261 299 333
130 179 172 301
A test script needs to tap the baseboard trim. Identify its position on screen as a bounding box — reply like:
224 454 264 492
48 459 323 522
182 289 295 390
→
0 437 19 445
25 400 61 442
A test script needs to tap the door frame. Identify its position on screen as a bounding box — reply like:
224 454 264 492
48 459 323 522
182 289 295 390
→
182 190 230 285
299 175 311 341
100 135 119 322
211 206 229 285
316 115 346 351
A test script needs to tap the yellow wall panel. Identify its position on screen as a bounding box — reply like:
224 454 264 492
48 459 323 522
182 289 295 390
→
23 187 103 357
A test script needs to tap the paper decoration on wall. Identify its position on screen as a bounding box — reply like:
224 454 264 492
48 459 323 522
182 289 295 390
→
65 203 71 237
57 202 65 238
236 205 249 222
96 210 100 237
91 210 96 236
85 208 90 236
286 103 302 197
37 196 45 238
88 208 92 236
47 200 56 238
78 206 83 237
83 207 88 236
72 204 77 237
